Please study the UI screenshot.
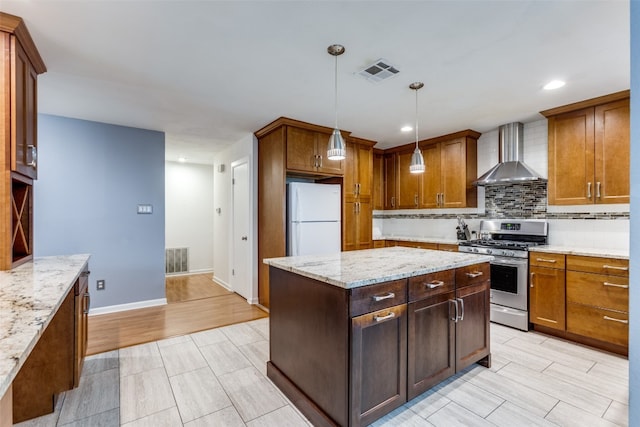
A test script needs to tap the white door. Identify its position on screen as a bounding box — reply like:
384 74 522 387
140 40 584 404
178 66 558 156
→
231 161 251 300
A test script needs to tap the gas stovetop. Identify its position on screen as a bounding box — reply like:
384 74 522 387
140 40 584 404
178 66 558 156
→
457 219 548 258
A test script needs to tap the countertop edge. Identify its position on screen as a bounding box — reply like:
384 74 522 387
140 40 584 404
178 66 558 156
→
0 254 91 399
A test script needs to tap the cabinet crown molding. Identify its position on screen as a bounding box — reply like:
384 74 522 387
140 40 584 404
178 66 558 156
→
0 12 46 74
255 116 352 139
540 90 630 117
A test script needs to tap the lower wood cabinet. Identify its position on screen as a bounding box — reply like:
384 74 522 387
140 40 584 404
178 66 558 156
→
74 267 90 387
529 253 566 331
268 262 490 426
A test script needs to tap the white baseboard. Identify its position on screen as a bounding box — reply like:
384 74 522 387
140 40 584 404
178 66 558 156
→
89 298 167 316
213 275 232 291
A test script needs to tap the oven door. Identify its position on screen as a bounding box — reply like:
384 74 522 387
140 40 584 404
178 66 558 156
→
490 256 528 311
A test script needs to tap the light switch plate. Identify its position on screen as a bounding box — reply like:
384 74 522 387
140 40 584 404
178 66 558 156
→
137 204 153 214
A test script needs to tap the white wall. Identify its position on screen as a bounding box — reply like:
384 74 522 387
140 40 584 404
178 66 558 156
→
212 133 258 302
165 161 214 273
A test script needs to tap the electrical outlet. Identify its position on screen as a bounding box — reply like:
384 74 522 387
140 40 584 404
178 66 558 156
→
97 280 105 290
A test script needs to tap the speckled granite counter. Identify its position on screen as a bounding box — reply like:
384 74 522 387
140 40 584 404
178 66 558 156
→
0 254 90 399
529 245 628 260
373 235 461 245
264 246 492 289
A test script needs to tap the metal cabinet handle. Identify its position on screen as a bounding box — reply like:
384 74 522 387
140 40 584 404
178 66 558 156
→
450 299 459 322
603 264 628 271
603 282 629 289
391 196 395 208
426 280 444 289
441 193 445 206
27 145 37 167
357 183 361 195
457 298 464 321
318 155 323 168
536 258 557 263
414 194 418 207
530 272 535 288
83 292 91 315
596 182 601 199
466 271 483 278
603 315 628 324
587 182 592 199
372 292 395 302
374 312 396 322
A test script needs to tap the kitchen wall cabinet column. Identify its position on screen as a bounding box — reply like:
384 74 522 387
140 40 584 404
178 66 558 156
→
543 90 630 206
372 149 384 210
344 137 375 251
0 13 46 271
256 117 350 308
383 153 397 209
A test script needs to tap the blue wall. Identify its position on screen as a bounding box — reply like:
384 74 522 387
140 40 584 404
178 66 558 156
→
630 0 639 424
34 114 166 309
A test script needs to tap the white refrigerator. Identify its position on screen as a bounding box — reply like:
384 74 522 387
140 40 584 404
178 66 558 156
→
287 182 341 256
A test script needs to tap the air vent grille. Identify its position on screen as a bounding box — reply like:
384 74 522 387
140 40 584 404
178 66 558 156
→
357 58 400 83
166 247 189 274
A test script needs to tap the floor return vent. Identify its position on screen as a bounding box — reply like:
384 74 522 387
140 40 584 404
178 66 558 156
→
165 248 189 274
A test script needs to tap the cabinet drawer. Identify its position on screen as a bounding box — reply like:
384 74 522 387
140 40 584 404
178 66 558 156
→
529 252 566 269
566 271 628 312
408 270 455 302
455 263 490 288
567 303 628 347
566 255 629 277
350 279 407 317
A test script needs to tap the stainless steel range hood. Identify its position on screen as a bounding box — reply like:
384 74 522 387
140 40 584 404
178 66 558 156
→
474 122 546 186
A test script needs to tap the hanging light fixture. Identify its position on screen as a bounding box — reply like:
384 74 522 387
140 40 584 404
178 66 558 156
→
409 82 425 174
327 44 346 160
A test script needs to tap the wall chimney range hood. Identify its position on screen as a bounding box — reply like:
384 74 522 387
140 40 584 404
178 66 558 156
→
474 122 546 186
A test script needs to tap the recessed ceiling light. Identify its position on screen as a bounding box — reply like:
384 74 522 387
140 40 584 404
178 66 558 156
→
178 156 187 162
401 125 413 132
543 80 566 90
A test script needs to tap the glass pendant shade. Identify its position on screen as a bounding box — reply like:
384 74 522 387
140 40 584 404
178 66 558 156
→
408 81 425 174
327 128 346 160
409 147 425 173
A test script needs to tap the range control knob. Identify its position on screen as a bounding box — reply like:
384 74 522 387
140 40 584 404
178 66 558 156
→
473 248 479 253
486 249 492 254
506 251 514 257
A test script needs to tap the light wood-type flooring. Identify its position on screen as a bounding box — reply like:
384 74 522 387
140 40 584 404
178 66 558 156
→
86 274 267 355
17 321 628 427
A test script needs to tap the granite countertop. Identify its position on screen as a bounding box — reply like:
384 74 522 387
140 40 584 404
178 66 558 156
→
0 254 91 399
264 247 492 289
529 245 629 260
373 235 461 245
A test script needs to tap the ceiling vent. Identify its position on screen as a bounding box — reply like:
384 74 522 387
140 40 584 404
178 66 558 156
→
357 58 399 83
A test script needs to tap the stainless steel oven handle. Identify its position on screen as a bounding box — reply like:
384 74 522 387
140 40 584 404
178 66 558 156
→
491 257 528 266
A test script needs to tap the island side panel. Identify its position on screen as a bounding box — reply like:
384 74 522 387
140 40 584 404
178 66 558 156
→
268 267 350 426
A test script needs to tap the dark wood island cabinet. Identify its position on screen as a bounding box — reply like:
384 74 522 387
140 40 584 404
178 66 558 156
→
265 247 491 427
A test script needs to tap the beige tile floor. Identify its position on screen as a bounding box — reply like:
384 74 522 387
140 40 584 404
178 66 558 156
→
15 319 628 426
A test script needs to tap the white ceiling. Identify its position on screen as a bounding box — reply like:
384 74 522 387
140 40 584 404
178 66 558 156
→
2 1 630 165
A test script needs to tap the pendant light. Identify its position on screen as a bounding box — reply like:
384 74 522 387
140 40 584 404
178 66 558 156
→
409 82 425 174
327 44 346 160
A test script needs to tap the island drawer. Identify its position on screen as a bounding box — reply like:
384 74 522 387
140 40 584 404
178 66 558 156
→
349 279 407 317
566 271 628 312
455 263 490 288
566 255 629 277
530 252 566 269
408 270 455 302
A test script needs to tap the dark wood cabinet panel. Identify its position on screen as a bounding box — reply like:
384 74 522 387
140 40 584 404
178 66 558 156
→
455 281 491 372
350 304 407 426
372 151 384 210
407 292 455 399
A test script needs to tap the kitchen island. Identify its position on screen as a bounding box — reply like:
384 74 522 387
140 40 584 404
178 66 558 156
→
0 254 90 425
264 247 492 427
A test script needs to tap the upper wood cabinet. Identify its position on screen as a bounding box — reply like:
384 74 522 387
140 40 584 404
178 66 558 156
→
385 130 479 210
542 91 630 205
372 149 384 210
343 137 375 252
286 126 345 176
0 13 46 270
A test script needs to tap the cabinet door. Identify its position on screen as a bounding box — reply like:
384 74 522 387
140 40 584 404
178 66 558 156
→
455 281 491 372
356 201 372 249
383 153 397 209
343 201 357 251
356 144 373 199
373 152 384 210
344 142 357 200
547 107 595 205
440 138 467 208
286 126 318 173
350 304 407 427
419 143 441 209
316 131 345 175
396 149 420 209
407 292 455 399
594 99 629 204
529 266 566 330
11 37 38 180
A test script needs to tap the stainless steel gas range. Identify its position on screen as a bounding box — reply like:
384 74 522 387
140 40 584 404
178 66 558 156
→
458 219 548 331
